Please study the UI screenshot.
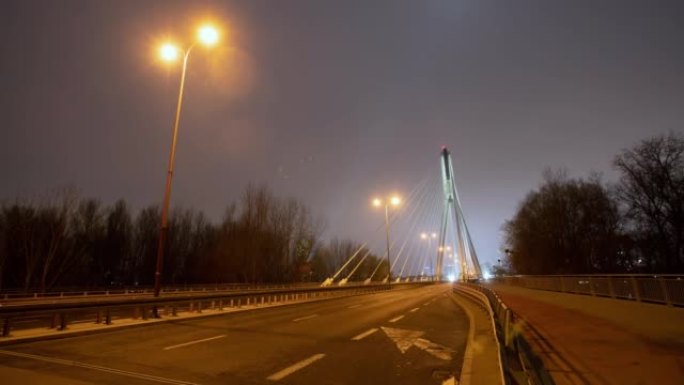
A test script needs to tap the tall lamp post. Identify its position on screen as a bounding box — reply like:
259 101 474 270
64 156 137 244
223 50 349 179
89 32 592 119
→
420 232 437 278
154 24 220 299
372 195 401 283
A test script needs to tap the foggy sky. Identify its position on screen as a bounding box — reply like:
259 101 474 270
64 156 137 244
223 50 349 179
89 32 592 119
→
1 0 682 268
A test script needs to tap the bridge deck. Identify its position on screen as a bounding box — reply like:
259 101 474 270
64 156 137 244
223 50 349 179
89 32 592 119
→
488 283 684 385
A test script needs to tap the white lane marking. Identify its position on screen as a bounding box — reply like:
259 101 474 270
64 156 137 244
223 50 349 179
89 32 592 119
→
380 327 453 360
0 349 198 385
347 304 362 309
414 338 453 361
409 307 420 313
163 334 226 351
423 302 430 306
389 315 405 323
351 328 379 341
292 314 319 322
381 326 424 353
266 353 326 381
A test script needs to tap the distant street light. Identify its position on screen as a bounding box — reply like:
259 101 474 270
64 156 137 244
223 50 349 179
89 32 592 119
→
372 195 401 283
419 232 437 277
154 23 221 300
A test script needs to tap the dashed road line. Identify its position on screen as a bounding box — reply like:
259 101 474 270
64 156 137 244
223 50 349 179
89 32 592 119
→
409 307 420 313
351 328 379 341
347 304 362 309
0 350 198 385
292 314 319 322
389 315 405 323
266 353 326 381
163 334 226 351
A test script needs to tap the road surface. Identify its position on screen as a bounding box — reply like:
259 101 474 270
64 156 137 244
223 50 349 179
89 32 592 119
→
0 284 468 385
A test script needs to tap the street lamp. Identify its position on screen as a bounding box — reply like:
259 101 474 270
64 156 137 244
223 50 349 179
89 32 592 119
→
153 24 221 299
372 195 401 283
419 232 437 278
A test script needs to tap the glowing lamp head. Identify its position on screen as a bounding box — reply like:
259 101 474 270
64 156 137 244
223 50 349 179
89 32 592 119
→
431 232 437 238
372 198 382 207
389 196 401 206
198 25 219 46
420 233 427 240
160 43 179 62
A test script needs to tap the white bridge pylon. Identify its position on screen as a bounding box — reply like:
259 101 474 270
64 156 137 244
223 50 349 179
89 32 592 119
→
436 147 482 281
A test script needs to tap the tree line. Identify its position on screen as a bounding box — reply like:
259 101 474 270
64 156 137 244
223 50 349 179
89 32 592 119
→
503 133 684 275
0 184 386 292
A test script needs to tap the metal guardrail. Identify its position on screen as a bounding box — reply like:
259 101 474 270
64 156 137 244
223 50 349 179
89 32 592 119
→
494 274 684 306
0 282 429 338
454 283 555 385
0 282 321 301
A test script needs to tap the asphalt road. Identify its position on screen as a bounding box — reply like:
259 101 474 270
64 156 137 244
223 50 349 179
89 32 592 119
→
0 284 468 385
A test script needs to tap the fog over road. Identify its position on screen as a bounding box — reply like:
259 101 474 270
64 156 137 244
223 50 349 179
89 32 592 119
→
0 284 468 385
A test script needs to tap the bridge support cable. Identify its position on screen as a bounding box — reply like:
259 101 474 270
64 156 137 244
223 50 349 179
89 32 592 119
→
340 248 374 285
400 170 444 280
365 173 437 282
437 147 482 281
322 174 432 286
391 179 440 280
396 244 413 280
389 171 443 281
321 243 367 286
404 171 444 279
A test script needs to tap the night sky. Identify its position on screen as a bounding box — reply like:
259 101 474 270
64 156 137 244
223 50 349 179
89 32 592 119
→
1 0 682 268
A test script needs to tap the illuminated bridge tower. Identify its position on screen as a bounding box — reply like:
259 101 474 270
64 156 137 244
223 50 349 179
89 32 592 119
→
436 147 483 281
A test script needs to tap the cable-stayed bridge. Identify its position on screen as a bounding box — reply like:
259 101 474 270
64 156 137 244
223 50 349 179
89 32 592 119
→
322 146 482 286
1 147 680 385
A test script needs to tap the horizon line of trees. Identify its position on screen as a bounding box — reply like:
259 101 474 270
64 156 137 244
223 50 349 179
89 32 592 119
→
503 133 684 275
0 184 387 292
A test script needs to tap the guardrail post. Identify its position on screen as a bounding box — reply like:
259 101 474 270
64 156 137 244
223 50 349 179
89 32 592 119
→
197 302 202 313
58 313 67 330
504 308 513 348
658 277 672 306
105 309 112 325
218 300 223 310
631 276 641 302
171 306 177 317
2 317 10 337
96 310 102 324
607 278 616 299
51 313 59 329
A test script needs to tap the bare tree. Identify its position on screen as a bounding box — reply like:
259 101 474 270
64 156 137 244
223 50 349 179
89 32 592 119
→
505 170 622 274
614 133 684 272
